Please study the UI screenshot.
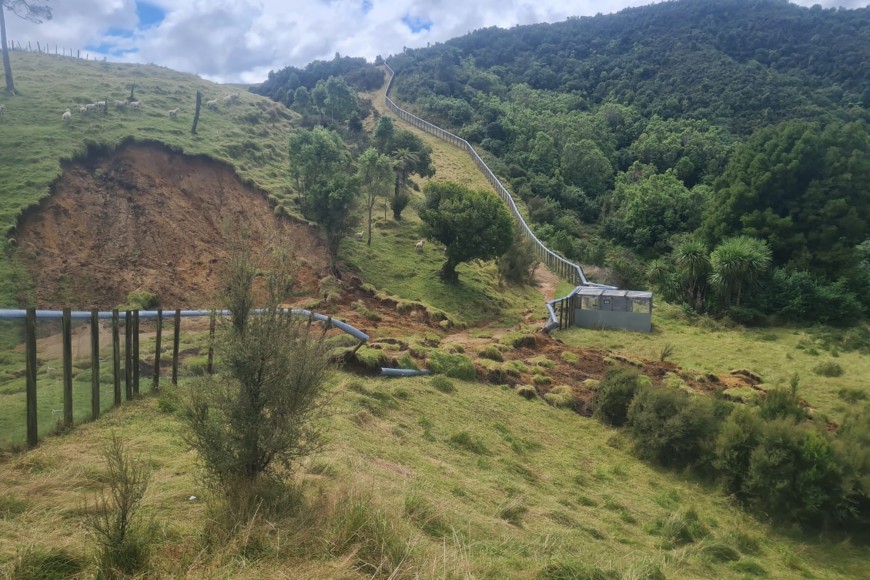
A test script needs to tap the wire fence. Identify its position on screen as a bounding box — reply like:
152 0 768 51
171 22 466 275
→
7 40 97 60
0 308 368 450
382 63 616 330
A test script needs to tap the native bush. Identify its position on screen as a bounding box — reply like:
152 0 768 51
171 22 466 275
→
627 386 720 469
742 420 843 526
592 366 642 427
183 249 333 505
84 433 153 577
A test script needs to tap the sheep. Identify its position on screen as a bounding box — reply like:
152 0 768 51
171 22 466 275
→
168 108 179 119
85 103 98 111
129 100 141 110
354 231 364 241
115 100 128 111
223 92 240 104
0 104 6 120
415 239 425 252
93 100 106 109
62 109 72 122
206 99 218 109
79 105 88 115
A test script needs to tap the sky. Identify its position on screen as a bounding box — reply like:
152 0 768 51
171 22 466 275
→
3 0 868 85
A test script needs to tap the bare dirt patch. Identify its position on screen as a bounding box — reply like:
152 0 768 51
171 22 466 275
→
16 142 329 309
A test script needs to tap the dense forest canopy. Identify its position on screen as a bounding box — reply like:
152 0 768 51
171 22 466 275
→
382 0 869 324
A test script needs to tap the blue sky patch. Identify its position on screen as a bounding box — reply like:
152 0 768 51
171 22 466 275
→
84 42 138 58
402 15 432 33
105 27 135 38
362 0 372 14
136 1 166 28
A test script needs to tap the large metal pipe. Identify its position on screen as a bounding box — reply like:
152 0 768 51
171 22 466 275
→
381 368 432 377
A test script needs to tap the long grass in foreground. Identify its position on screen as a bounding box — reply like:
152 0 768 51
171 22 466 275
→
1 373 868 578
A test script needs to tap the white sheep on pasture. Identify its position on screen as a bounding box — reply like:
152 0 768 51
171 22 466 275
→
79 105 88 115
415 239 425 252
62 109 72 122
0 104 7 120
354 231 364 240
129 100 141 110
206 99 218 109
168 108 180 119
223 92 240 104
93 100 106 109
85 103 98 111
115 100 128 111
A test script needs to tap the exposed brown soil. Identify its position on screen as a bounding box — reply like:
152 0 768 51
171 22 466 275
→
16 143 329 309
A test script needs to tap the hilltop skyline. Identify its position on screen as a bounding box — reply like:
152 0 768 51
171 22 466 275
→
3 0 868 84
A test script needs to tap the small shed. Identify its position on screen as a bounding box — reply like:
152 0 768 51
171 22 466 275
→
573 288 653 333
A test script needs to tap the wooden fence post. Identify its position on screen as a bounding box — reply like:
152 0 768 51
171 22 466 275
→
132 310 140 395
62 308 73 429
125 310 132 400
91 310 99 420
172 309 181 385
25 308 38 447
112 309 121 406
207 311 216 375
152 309 162 392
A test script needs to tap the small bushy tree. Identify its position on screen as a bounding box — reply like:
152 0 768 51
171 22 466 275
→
627 386 719 469
420 182 513 282
498 224 539 285
592 366 642 427
184 250 333 496
85 433 152 577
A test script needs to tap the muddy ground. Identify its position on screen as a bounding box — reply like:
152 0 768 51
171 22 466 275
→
16 143 329 309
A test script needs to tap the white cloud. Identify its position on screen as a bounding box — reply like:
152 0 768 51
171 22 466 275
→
2 0 867 84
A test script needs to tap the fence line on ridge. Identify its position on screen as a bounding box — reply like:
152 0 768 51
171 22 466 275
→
382 63 614 330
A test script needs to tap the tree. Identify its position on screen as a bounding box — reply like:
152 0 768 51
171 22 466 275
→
303 171 359 273
287 127 349 198
356 148 393 246
420 182 513 282
390 147 418 220
372 116 395 153
1 0 52 95
498 224 539 285
184 250 332 497
709 236 772 308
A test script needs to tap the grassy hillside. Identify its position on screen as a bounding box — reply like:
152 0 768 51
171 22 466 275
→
2 376 868 578
0 52 297 306
556 303 870 424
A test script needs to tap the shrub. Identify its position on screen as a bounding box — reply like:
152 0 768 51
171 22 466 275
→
627 386 719 469
592 366 642 427
124 290 158 310
497 224 539 285
427 351 476 380
742 420 842 525
183 251 332 498
431 376 455 394
759 375 807 422
84 433 152 577
715 406 764 496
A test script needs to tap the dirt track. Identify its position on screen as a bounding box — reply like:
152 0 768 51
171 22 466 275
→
16 143 329 309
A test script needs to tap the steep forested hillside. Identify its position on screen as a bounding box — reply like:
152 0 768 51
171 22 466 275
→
386 0 870 324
